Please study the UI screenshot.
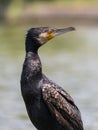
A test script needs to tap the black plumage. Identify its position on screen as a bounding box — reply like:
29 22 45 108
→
21 27 84 130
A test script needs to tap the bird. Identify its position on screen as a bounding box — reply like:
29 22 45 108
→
20 26 84 130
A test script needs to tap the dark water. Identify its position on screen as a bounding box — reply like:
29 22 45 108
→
0 25 98 130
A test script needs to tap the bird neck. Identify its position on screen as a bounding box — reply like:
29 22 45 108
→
21 51 42 97
26 51 42 78
25 34 40 53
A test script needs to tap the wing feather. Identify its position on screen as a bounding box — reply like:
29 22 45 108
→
46 102 74 130
42 81 84 130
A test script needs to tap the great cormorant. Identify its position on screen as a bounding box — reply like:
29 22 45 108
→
21 27 84 130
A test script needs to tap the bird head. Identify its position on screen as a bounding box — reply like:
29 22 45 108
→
26 27 75 52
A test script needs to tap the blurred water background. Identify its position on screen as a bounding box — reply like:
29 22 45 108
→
0 0 98 130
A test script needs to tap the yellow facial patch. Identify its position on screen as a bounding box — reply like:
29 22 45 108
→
46 31 55 40
39 30 55 40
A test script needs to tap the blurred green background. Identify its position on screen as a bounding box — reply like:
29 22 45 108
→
0 0 98 130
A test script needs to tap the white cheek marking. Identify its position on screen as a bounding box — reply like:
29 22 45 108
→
38 33 48 44
39 32 47 38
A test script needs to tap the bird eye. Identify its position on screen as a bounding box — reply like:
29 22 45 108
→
49 28 56 34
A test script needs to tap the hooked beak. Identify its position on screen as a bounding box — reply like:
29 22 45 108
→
38 26 75 45
46 27 75 40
